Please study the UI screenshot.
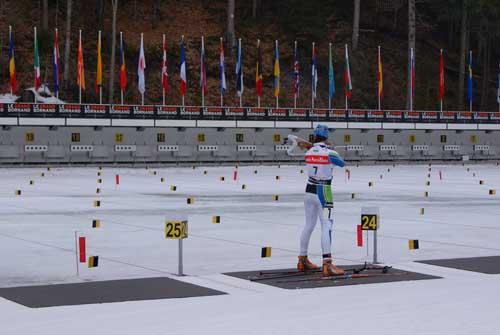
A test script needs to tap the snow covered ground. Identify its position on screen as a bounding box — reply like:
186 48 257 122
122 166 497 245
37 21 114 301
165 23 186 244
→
1 163 499 334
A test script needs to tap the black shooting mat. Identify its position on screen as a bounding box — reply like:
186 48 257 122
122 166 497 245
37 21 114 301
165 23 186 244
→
416 255 500 274
225 265 440 290
0 277 226 308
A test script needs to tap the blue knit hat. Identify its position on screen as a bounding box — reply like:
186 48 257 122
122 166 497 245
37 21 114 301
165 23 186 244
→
313 124 329 139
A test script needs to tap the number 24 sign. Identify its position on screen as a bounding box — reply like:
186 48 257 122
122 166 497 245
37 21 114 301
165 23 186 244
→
165 220 188 239
360 214 378 231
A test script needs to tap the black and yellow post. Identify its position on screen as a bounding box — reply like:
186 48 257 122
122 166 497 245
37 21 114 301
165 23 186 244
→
261 247 272 258
479 180 484 185
489 189 496 195
41 172 45 177
29 180 34 185
96 188 101 194
276 176 280 180
203 170 208 175
15 190 21 196
160 177 165 182
170 185 177 191
273 195 279 201
368 181 373 187
187 197 195 204
408 240 419 250
88 256 99 268
97 179 102 184
424 191 429 197
92 219 101 228
97 172 101 176
351 193 356 199
426 181 431 186
211 216 220 224
241 184 246 190
220 176 225 181
93 200 101 207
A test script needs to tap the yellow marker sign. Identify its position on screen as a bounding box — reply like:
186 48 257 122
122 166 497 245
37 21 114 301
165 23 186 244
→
361 214 378 231
165 220 188 239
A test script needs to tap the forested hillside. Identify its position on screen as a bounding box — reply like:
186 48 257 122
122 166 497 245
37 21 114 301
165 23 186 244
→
1 0 499 111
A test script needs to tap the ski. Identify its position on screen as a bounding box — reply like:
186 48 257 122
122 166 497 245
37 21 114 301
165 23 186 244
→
275 271 408 284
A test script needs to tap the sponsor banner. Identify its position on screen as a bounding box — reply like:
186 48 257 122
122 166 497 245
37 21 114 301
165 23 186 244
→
226 107 245 117
309 109 327 118
6 103 31 114
440 111 455 120
288 108 308 118
367 110 384 119
132 105 154 116
203 107 224 117
109 105 131 115
474 112 489 120
305 154 329 165
386 111 403 119
84 104 107 115
348 109 366 118
422 111 438 120
457 112 473 120
180 106 201 116
247 107 266 117
58 104 83 114
268 108 287 117
330 109 346 118
404 111 420 120
33 104 57 114
156 106 178 116
490 113 500 120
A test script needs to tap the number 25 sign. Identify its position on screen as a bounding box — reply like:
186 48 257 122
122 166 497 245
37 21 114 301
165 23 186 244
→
165 220 188 239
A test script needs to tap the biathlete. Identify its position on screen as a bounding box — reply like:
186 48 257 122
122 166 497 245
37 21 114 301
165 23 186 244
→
297 124 346 276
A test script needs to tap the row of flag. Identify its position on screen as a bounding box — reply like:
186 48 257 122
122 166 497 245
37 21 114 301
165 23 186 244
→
5 27 491 111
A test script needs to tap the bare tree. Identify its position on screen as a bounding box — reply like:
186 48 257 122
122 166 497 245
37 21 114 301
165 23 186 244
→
97 0 105 32
63 0 72 86
352 0 360 50
227 0 236 52
42 0 49 32
109 0 118 103
458 0 468 110
407 0 416 109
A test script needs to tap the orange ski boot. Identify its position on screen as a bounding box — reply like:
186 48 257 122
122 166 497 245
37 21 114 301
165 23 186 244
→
322 258 345 276
297 256 320 271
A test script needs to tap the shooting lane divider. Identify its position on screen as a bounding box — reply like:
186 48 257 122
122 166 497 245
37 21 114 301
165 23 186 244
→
204 170 208 175
368 181 373 187
92 219 101 228
29 180 34 185
212 216 220 224
273 195 279 201
47 167 51 171
254 170 258 174
408 240 419 250
426 181 431 186
379 174 383 180
41 172 45 177
220 176 225 181
420 208 425 215
261 247 272 258
351 193 356 199
97 172 101 176
170 185 177 191
96 188 101 194
15 190 21 196
424 191 429 197
241 184 246 190
160 177 165 182
93 200 101 207
276 176 280 180
479 180 484 185
97 178 102 184
300 169 304 174
489 189 496 195
187 197 195 205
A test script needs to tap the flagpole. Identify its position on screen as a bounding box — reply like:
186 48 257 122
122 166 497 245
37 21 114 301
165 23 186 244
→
378 45 381 111
238 38 242 108
312 42 315 110
181 35 185 107
410 47 413 112
257 39 261 108
294 40 298 109
201 35 205 108
79 29 82 104
328 42 332 110
345 44 348 110
34 27 37 103
9 25 12 96
162 34 166 106
98 30 102 104
120 31 124 105
55 28 59 99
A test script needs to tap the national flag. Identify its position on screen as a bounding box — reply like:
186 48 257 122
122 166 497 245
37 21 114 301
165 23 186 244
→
410 47 416 104
312 43 318 99
220 37 226 96
8 26 16 93
162 34 169 93
328 43 335 102
439 49 445 102
293 41 300 98
119 32 127 92
236 39 243 97
256 39 263 97
53 28 60 95
344 44 352 99
180 37 187 96
273 40 280 98
96 31 103 94
377 46 383 101
497 62 500 104
200 36 207 95
33 27 41 90
467 50 473 104
137 33 146 95
77 30 85 90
